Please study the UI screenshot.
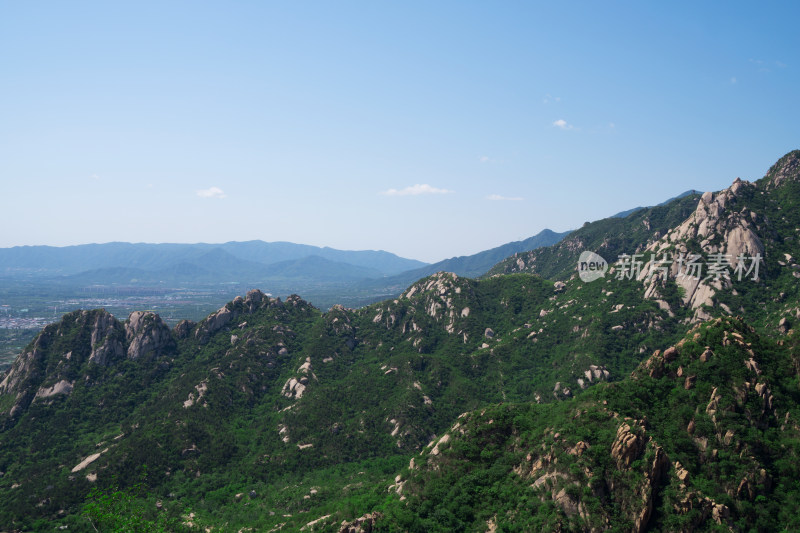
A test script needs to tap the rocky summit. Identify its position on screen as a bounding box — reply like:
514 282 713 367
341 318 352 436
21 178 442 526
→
1 151 800 531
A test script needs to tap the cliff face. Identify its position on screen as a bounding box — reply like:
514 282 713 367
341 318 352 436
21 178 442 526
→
0 308 178 421
125 311 175 360
192 289 291 343
0 309 126 418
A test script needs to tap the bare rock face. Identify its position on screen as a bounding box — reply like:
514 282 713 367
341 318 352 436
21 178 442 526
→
611 421 646 469
34 379 74 399
643 178 764 320
338 512 383 533
172 319 196 340
605 419 670 533
380 272 475 342
0 309 125 418
194 290 282 343
633 346 680 380
764 150 800 190
88 310 125 366
125 311 175 360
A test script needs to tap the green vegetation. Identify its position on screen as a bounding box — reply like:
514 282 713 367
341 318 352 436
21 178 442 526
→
1 152 800 531
488 192 701 280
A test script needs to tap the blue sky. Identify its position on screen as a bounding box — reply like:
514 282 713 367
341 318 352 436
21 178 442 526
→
1 1 798 262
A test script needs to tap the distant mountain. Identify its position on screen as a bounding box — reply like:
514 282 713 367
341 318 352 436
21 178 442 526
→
215 241 426 276
61 249 275 285
0 241 427 280
261 255 384 281
368 229 570 290
611 189 700 218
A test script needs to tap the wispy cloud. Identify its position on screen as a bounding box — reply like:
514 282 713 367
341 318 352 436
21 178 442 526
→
380 184 453 196
730 76 737 84
747 58 786 74
90 174 101 180
479 156 491 163
749 58 771 72
543 94 561 104
196 186 227 199
487 194 523 201
553 119 574 130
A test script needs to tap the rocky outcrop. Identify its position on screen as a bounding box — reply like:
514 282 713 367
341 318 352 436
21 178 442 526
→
394 272 476 341
194 290 288 344
607 419 670 533
338 512 382 533
643 178 764 320
88 310 125 366
34 379 73 399
173 319 196 340
763 150 800 190
0 309 125 419
125 311 175 360
611 421 646 469
577 364 610 389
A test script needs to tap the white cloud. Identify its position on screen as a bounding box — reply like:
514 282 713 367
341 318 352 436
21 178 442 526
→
487 194 523 201
380 184 453 196
479 156 490 163
90 174 101 180
196 186 227 199
730 76 737 84
543 94 561 104
553 119 573 130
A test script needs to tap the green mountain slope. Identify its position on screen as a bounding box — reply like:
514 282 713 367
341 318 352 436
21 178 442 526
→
488 193 701 281
377 317 800 532
368 229 570 292
0 151 799 532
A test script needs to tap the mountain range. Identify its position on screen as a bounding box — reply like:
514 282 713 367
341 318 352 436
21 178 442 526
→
1 151 799 531
0 231 572 293
0 241 427 280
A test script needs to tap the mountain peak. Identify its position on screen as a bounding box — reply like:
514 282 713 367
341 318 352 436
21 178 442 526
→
763 149 800 190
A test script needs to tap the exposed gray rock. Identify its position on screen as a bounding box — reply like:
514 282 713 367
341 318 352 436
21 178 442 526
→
644 177 764 320
34 379 74 399
89 311 125 366
125 311 174 360
173 319 196 339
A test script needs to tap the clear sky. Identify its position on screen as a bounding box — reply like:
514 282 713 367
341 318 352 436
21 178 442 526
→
1 1 798 263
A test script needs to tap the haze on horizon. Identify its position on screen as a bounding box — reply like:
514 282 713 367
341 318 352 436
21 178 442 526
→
1 1 798 263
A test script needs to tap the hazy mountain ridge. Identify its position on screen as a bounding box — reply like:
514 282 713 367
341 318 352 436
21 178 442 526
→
0 240 427 279
363 228 570 292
